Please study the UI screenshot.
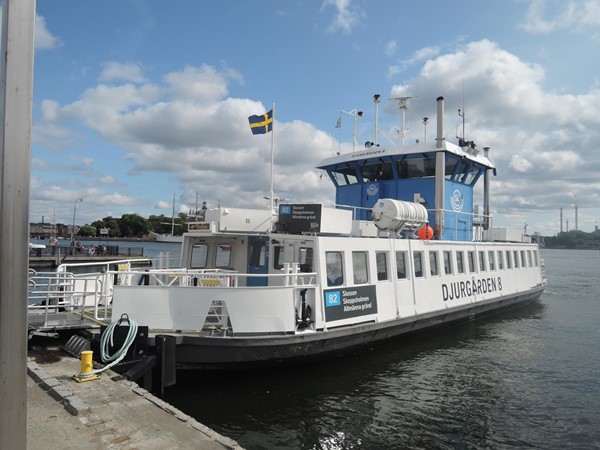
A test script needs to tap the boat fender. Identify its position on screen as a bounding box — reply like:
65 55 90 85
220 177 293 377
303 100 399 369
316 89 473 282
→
418 224 434 240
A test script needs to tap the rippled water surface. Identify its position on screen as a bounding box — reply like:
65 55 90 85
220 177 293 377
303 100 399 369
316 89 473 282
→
165 249 600 449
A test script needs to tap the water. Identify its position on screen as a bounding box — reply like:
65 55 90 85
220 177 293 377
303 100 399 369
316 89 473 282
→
163 249 600 449
29 238 182 262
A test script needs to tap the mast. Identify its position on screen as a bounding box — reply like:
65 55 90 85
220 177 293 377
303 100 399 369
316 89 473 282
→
389 95 418 144
171 193 176 236
373 94 380 146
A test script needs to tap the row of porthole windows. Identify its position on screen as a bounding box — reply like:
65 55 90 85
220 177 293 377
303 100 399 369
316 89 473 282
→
326 248 539 287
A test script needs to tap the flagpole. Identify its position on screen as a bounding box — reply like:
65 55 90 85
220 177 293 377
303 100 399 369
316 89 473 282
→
269 102 275 229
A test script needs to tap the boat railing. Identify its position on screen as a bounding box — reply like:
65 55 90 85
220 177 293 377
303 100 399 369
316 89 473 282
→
333 203 372 220
28 269 108 329
333 203 495 241
56 258 153 274
108 262 318 290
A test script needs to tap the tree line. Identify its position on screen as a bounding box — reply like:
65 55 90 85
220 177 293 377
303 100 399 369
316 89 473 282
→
76 213 188 238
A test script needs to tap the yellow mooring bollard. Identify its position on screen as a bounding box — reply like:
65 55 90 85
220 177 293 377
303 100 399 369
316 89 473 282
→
72 350 99 382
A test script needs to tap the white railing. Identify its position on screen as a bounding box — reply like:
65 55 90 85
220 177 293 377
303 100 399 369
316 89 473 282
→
109 263 318 290
29 262 320 327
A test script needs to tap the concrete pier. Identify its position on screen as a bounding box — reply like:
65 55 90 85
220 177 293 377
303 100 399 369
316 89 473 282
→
27 346 242 449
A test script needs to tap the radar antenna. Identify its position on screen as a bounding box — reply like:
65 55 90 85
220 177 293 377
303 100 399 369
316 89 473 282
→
389 96 419 144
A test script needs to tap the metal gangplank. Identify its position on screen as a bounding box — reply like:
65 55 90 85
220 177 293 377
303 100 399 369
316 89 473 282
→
27 268 111 333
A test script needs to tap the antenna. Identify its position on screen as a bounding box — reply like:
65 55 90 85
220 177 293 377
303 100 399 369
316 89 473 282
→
373 94 380 146
457 107 465 142
338 108 363 152
389 96 418 144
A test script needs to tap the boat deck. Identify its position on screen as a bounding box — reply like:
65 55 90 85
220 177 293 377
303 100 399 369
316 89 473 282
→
28 309 107 333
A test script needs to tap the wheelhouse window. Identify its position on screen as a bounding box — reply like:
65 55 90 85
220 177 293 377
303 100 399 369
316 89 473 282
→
413 251 424 278
506 250 512 269
216 244 232 268
352 251 369 284
445 156 461 179
468 251 476 273
456 251 465 274
326 252 344 286
513 250 520 268
376 252 389 281
464 165 483 185
527 250 532 267
396 251 408 279
190 243 208 268
497 251 504 270
397 155 436 179
360 159 394 182
443 251 452 275
330 164 359 186
521 250 527 268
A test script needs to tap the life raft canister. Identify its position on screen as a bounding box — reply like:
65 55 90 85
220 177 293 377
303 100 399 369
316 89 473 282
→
418 224 434 240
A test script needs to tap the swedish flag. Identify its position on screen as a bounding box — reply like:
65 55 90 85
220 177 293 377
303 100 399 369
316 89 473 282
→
248 109 273 135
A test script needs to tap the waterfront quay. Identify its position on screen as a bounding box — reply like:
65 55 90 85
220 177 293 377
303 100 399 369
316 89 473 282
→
29 243 147 269
27 343 242 449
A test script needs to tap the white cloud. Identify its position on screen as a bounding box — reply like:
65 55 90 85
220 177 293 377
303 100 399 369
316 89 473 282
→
33 63 338 217
388 46 440 76
321 0 364 33
35 15 62 50
99 62 146 84
520 0 600 34
100 176 116 185
389 39 600 232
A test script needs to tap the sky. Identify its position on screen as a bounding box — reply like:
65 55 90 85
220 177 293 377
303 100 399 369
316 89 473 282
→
27 0 600 236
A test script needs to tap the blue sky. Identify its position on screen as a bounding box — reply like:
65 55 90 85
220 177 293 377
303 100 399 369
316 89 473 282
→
29 0 600 235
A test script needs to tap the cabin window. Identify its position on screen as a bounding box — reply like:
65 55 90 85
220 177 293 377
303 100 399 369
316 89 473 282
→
376 252 389 281
330 166 359 186
273 245 284 270
190 243 208 268
527 250 533 267
429 251 439 276
513 250 520 268
326 252 344 286
413 251 424 278
249 241 266 267
533 251 539 267
479 251 486 272
468 251 476 273
464 165 482 185
215 244 232 268
352 251 369 284
456 251 465 274
299 247 314 273
506 250 512 269
445 157 460 178
397 156 436 179
497 251 504 270
361 160 394 182
396 251 408 279
521 250 527 268
488 251 495 271
443 251 452 275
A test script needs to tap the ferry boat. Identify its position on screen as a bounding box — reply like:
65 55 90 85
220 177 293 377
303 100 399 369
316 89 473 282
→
101 96 546 370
